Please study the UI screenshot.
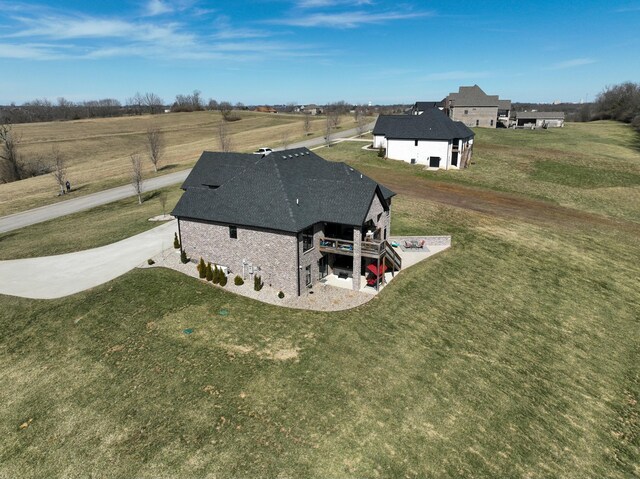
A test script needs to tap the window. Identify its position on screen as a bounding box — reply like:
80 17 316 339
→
475 119 479 126
229 225 237 239
490 119 494 126
302 226 314 252
305 265 312 286
414 140 418 146
464 109 468 115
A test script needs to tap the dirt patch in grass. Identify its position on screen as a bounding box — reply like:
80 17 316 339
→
365 167 640 234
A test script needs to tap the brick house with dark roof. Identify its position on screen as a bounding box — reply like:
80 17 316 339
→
373 108 475 169
443 85 511 128
172 147 401 296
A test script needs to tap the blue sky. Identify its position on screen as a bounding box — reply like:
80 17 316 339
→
0 0 639 105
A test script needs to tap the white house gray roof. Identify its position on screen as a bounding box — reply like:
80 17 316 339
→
447 84 508 108
373 108 474 141
515 111 565 120
172 147 395 233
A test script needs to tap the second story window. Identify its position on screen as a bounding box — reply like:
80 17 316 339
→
302 226 314 252
229 225 237 239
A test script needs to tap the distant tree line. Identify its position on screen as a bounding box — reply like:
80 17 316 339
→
592 82 640 132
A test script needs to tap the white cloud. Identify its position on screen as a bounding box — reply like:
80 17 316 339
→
295 0 373 8
270 10 430 28
546 58 596 70
146 0 173 16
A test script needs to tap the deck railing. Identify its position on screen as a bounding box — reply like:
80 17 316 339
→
319 237 401 269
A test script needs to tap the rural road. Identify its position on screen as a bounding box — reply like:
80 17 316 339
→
0 220 177 299
0 123 374 234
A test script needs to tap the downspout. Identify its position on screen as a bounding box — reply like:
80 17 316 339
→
296 232 301 296
177 218 183 255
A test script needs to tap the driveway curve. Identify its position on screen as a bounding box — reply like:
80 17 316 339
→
0 220 177 299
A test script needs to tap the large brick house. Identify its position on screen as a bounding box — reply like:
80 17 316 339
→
443 85 511 128
172 147 401 296
373 108 475 169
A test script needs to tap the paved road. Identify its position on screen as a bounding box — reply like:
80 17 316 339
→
0 123 374 234
0 221 177 299
0 171 190 234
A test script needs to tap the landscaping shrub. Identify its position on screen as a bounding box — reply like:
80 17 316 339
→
173 233 180 249
219 274 227 287
254 275 264 291
147 258 155 265
378 146 385 158
205 262 213 282
180 250 189 264
212 265 220 284
278 291 285 299
234 275 244 286
198 258 206 279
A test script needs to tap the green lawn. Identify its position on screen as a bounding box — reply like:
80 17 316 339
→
0 122 638 478
321 121 640 223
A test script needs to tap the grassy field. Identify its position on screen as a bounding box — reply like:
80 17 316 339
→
0 122 638 477
0 110 363 216
322 121 640 223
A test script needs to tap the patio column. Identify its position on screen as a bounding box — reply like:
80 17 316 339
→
352 227 361 291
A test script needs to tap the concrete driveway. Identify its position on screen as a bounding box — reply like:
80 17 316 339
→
0 220 177 299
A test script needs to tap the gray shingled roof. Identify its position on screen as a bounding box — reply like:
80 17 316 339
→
447 84 503 107
515 111 565 120
373 108 474 141
180 152 259 189
172 147 395 233
413 101 442 111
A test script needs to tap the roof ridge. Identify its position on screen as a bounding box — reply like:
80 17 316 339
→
272 157 297 226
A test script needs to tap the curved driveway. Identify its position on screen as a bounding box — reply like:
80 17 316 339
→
0 221 177 299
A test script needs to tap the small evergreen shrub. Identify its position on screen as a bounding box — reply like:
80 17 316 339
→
219 274 227 287
377 146 385 158
234 275 244 286
173 233 180 249
198 258 206 278
147 258 155 265
278 291 285 299
205 262 213 281
180 250 189 264
253 275 264 291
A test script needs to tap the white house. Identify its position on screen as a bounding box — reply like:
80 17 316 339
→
373 109 475 169
514 111 565 128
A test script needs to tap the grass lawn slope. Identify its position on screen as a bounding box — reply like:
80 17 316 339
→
0 122 638 477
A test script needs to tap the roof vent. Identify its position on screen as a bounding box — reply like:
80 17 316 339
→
296 198 299 205
288 155 293 158
282 155 287 159
294 153 298 157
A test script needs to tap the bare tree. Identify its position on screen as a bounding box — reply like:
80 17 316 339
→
355 107 368 136
218 120 232 152
0 123 22 183
146 126 164 172
143 93 164 114
303 113 311 136
49 146 66 195
281 129 290 149
324 114 333 147
158 191 168 216
130 154 144 204
218 101 233 121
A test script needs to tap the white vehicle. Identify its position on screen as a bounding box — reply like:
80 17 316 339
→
253 147 273 156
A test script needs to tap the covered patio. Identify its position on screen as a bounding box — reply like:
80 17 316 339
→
319 236 451 295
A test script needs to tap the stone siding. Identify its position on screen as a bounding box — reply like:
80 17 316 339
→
298 223 324 293
179 219 299 296
451 106 498 128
